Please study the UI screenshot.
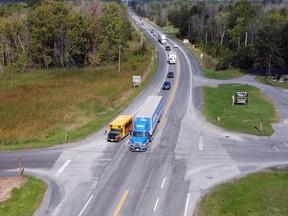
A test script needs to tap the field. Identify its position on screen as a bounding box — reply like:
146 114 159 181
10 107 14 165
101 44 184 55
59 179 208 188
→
196 167 288 216
0 33 157 150
203 84 278 136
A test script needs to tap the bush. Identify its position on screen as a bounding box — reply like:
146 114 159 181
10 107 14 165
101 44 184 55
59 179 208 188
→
215 57 231 71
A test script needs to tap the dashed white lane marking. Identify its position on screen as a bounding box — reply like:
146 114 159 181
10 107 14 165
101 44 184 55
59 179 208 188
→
161 177 166 189
153 197 159 212
271 145 279 151
79 195 93 216
55 159 71 177
198 136 203 151
184 193 190 216
125 140 130 146
284 143 288 148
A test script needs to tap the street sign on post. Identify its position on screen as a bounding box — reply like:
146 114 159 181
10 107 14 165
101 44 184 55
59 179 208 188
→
132 75 141 88
235 91 248 105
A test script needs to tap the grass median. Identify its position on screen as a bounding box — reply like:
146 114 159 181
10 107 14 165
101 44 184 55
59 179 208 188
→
203 84 278 136
196 167 288 216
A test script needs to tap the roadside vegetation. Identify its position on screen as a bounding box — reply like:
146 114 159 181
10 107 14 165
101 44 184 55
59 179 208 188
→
185 43 246 80
196 167 288 216
0 1 156 150
133 0 288 75
0 175 46 216
0 36 155 150
203 84 277 136
255 75 288 89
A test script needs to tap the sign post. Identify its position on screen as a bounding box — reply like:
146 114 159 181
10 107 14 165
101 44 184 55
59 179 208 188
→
132 75 141 88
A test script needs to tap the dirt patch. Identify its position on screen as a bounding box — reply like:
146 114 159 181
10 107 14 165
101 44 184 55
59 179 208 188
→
0 176 27 203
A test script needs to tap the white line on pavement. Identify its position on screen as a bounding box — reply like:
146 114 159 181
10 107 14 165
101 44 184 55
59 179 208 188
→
125 140 130 146
55 159 71 177
79 195 94 216
184 193 190 216
161 177 166 189
284 143 288 148
198 136 203 151
153 197 159 212
272 146 279 151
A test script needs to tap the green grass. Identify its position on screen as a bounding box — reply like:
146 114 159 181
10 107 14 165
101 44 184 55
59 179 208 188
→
184 43 246 80
255 75 288 89
203 84 277 136
0 175 46 216
0 30 157 150
197 167 288 216
160 25 179 36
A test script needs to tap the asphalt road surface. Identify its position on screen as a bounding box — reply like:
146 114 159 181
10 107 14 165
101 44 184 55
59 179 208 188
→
1 10 288 216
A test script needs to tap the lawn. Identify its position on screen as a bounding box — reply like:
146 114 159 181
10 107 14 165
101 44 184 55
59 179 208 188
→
0 175 46 216
0 31 157 150
203 84 278 136
196 167 288 216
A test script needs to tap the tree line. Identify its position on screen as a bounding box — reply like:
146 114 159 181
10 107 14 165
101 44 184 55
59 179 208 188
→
132 0 288 73
0 0 132 71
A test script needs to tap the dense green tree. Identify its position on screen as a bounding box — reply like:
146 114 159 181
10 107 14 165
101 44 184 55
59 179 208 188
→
96 2 131 63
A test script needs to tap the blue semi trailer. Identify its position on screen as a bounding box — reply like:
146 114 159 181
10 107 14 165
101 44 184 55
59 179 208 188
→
129 96 163 151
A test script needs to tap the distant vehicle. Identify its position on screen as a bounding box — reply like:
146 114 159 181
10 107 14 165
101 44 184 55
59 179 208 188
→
165 46 171 51
162 81 171 90
168 51 177 64
158 34 167 45
129 96 163 151
173 44 178 48
107 115 133 142
141 22 144 25
151 29 154 33
167 72 174 78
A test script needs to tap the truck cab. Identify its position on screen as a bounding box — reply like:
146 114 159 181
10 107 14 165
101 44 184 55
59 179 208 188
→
129 119 150 151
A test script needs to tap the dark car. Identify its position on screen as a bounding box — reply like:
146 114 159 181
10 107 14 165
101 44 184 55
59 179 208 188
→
151 29 154 33
162 81 171 90
167 72 174 78
165 46 171 51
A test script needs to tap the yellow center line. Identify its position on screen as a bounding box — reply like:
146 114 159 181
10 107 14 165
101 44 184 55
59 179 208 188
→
158 59 181 128
112 189 129 216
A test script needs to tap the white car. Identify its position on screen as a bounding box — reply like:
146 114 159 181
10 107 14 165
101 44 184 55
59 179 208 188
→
173 44 178 48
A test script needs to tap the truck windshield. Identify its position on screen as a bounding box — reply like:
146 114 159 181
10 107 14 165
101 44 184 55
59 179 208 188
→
109 129 120 135
133 131 145 137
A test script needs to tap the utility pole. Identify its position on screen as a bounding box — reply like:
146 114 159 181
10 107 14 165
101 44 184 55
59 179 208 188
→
118 45 122 73
268 54 271 78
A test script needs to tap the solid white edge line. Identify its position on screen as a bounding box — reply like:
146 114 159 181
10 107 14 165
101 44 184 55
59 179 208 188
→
79 195 94 216
125 140 130 146
161 177 166 189
184 193 190 216
284 143 288 148
153 197 159 212
198 136 203 151
55 159 71 177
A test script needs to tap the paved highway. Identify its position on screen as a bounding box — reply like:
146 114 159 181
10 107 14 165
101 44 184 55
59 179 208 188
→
1 10 288 216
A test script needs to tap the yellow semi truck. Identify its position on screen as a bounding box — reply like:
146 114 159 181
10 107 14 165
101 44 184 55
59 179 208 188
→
107 115 133 142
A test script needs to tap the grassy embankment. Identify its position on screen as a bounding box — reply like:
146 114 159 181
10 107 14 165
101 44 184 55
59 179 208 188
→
0 30 157 150
196 167 288 216
0 175 46 216
184 43 246 80
255 75 288 89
